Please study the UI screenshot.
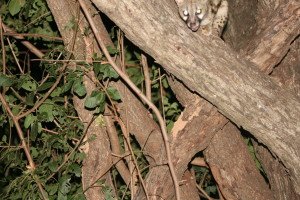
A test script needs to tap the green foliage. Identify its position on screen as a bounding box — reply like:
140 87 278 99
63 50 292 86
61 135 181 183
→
8 0 26 16
0 74 15 87
193 165 219 198
107 86 121 101
244 137 266 175
163 96 181 132
84 91 105 110
0 0 87 199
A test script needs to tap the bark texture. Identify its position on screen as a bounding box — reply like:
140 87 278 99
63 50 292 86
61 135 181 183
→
92 0 300 194
211 1 300 199
205 123 273 200
46 1 113 199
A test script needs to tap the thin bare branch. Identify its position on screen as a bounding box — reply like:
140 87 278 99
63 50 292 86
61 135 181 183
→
2 24 45 59
0 16 6 75
141 54 151 101
77 0 181 199
0 93 47 199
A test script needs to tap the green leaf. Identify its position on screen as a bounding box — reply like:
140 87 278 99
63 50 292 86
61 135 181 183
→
205 185 217 196
162 77 169 88
104 187 114 200
30 122 39 141
84 96 98 109
103 65 119 79
24 114 37 129
11 104 21 115
30 147 38 158
133 51 141 60
61 80 74 93
25 92 35 106
8 0 26 16
94 64 119 79
46 183 58 196
107 87 121 101
38 101 54 122
21 80 37 91
95 115 105 126
73 80 86 97
48 161 58 172
2 135 7 143
0 74 14 87
37 81 54 91
126 67 144 85
84 91 105 109
51 87 62 97
52 96 64 103
69 163 81 177
74 152 86 162
59 176 71 195
106 46 119 55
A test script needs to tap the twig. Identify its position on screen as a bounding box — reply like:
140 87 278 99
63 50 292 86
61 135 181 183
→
82 152 131 194
196 184 214 200
159 68 166 122
4 32 63 41
24 11 51 28
0 93 48 199
105 114 131 186
46 116 95 181
16 62 68 120
77 1 181 199
41 128 59 135
2 24 45 59
31 58 108 64
141 54 152 101
0 16 6 75
6 38 24 74
117 118 149 200
118 30 140 196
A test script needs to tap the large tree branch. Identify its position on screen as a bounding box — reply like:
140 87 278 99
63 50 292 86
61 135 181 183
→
244 1 300 74
92 0 300 193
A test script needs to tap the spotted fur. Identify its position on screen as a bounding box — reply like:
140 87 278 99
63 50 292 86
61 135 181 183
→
175 0 228 36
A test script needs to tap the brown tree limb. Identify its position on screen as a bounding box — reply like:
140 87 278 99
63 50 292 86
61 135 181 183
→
78 0 181 198
205 123 274 200
105 114 131 186
134 77 229 199
219 1 300 198
46 1 113 199
253 37 300 200
91 0 300 193
244 1 300 74
0 16 6 75
141 54 152 101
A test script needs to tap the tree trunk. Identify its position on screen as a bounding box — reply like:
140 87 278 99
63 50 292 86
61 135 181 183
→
91 0 300 194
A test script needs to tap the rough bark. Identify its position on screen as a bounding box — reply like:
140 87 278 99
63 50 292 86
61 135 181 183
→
271 38 300 98
224 1 300 199
209 1 300 199
46 1 113 199
134 77 229 199
46 1 171 199
205 123 274 200
92 0 300 193
243 1 300 74
223 0 258 50
171 78 272 200
253 37 300 200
